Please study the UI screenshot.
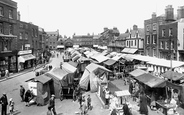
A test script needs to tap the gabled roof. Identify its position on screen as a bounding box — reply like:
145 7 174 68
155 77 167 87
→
117 33 129 40
129 28 144 38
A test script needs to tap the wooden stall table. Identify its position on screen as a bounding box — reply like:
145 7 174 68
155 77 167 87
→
156 100 176 115
115 90 131 105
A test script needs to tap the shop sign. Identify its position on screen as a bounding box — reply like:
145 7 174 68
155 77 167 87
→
18 50 32 55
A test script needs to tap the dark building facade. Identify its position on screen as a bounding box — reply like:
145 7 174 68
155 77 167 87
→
0 0 18 76
73 35 93 47
144 12 165 57
159 5 184 61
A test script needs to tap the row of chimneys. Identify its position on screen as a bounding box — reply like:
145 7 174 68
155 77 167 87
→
152 5 184 21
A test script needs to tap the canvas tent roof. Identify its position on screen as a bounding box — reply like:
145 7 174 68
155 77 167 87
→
103 59 117 66
111 55 123 61
61 62 77 73
129 69 147 77
90 55 109 63
46 68 69 80
33 74 51 84
135 73 166 88
147 59 184 68
161 70 184 81
86 63 111 73
68 61 78 67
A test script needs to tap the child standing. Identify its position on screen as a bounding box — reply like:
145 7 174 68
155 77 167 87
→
9 98 14 115
87 94 92 110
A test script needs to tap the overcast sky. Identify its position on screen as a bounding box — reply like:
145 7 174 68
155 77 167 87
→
14 0 183 37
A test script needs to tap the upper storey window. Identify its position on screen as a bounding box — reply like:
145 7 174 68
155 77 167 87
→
9 10 13 19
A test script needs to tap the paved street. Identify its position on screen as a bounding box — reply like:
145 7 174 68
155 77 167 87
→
0 53 165 115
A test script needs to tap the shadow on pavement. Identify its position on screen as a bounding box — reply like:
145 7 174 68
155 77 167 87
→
57 113 63 115
12 110 21 115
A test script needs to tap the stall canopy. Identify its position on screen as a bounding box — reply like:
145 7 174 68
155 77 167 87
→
90 55 109 63
72 55 81 62
128 48 138 54
61 62 77 73
135 73 166 88
45 68 73 98
111 55 123 61
18 54 36 63
129 69 147 77
147 59 184 68
56 45 64 49
34 74 52 84
103 59 117 66
121 48 131 53
68 61 78 68
161 70 184 81
79 63 111 92
27 74 52 106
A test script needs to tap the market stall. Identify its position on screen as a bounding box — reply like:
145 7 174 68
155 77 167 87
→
26 74 52 106
79 63 111 92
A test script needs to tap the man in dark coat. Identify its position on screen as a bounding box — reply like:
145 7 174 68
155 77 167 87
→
48 94 57 115
20 85 25 102
0 93 8 115
139 91 148 115
129 80 133 95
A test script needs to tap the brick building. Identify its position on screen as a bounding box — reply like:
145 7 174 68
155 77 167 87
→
144 12 166 57
0 0 18 75
122 25 144 55
159 5 184 61
46 30 59 50
73 34 93 47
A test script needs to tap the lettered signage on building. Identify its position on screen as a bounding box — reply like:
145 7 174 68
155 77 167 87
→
18 50 32 55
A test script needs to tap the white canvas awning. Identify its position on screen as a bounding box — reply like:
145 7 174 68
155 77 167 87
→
18 54 36 63
56 45 64 48
61 62 77 73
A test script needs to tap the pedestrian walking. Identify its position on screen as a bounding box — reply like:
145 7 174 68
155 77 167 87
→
0 93 8 115
139 91 148 115
24 90 32 106
20 85 25 102
87 94 92 110
5 69 9 79
104 87 110 106
47 106 52 115
81 99 87 115
78 94 83 109
8 98 14 115
48 94 57 115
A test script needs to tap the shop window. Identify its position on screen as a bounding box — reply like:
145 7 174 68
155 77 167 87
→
162 29 165 37
147 35 150 44
152 23 157 31
153 35 156 44
135 40 137 46
146 25 150 32
171 41 174 50
165 41 169 49
9 9 13 19
153 49 156 57
0 23 3 34
9 24 13 35
19 32 22 39
25 33 28 40
0 6 3 16
169 28 173 37
160 41 164 49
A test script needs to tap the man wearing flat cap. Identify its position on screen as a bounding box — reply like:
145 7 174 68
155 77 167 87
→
48 94 57 115
0 93 8 115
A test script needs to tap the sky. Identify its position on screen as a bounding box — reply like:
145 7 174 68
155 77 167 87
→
14 0 183 37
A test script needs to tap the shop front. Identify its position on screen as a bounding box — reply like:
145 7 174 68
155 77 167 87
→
0 50 18 77
18 50 36 71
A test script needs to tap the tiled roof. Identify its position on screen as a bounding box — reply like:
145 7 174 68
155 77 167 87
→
130 28 144 38
117 33 129 40
46 31 59 35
